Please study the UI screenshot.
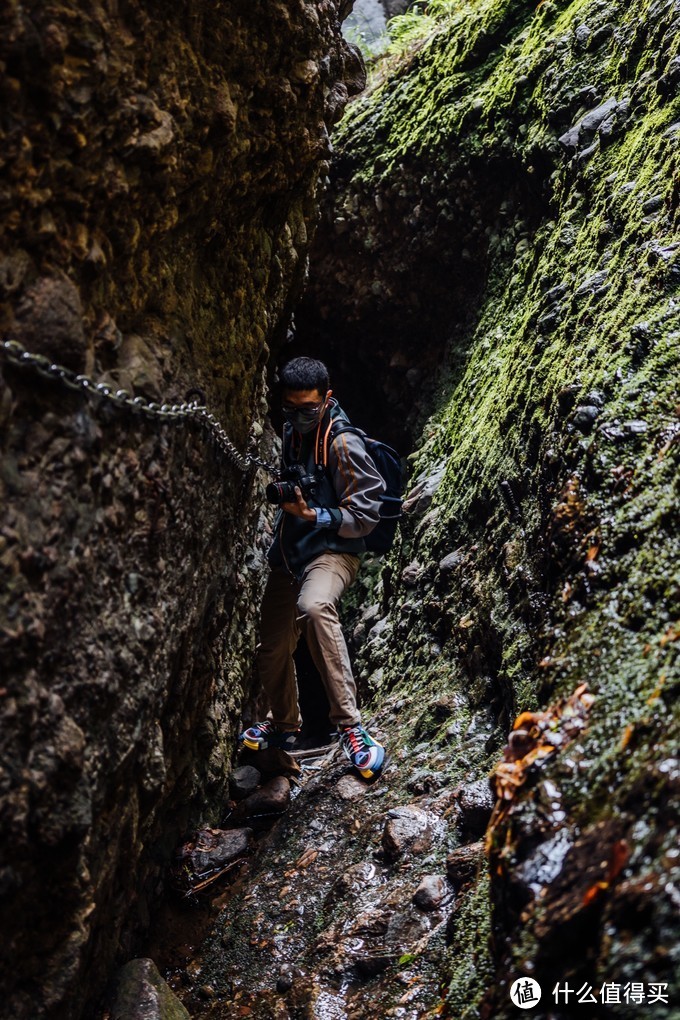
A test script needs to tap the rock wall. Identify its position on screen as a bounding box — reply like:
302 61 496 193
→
0 2 363 1016
298 0 680 1013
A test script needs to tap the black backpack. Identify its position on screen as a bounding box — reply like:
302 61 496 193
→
328 422 404 554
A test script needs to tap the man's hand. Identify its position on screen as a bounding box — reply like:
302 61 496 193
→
281 486 317 523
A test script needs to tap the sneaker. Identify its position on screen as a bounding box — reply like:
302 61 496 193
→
239 720 300 752
339 724 385 781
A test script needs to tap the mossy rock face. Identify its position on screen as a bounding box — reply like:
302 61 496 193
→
301 0 679 1012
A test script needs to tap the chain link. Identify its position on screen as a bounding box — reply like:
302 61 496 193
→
1 338 278 476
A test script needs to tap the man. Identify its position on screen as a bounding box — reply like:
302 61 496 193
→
240 357 386 780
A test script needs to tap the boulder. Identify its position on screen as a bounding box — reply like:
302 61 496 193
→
110 959 190 1020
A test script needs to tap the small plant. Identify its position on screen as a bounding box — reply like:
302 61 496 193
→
387 0 461 52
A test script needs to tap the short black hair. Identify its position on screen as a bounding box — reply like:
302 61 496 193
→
279 357 329 394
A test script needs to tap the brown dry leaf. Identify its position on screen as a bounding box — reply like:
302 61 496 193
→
513 711 543 731
660 623 680 647
647 673 666 706
620 724 634 750
490 684 595 833
608 839 629 881
296 847 318 869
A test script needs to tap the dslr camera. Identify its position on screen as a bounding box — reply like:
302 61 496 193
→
265 464 321 505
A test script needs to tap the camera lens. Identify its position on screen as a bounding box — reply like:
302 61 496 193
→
265 481 297 504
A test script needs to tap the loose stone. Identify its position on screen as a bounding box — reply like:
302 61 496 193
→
335 774 370 800
572 405 601 434
446 841 486 888
439 548 465 573
232 776 291 825
229 765 261 801
458 779 495 838
413 874 449 911
382 805 433 859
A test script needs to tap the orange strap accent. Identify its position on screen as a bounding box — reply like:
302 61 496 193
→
320 416 334 467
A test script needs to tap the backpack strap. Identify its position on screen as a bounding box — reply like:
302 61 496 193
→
318 418 364 470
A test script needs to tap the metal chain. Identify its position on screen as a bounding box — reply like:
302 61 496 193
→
1 338 278 476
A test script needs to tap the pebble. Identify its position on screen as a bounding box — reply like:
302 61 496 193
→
335 774 369 800
413 874 448 911
439 548 465 573
232 776 291 825
382 805 433 859
446 841 485 888
572 405 601 434
276 964 294 992
584 390 605 408
110 958 190 1019
229 765 261 801
174 827 252 885
574 23 592 47
457 780 495 838
401 560 423 586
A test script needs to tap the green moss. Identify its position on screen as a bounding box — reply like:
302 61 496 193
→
332 0 679 1009
445 869 494 1018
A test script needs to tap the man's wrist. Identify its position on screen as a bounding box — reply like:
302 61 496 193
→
314 508 332 528
313 508 342 529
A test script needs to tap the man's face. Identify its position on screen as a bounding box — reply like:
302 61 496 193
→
281 388 327 433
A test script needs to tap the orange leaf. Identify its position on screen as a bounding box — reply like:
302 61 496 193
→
513 711 539 730
583 880 608 906
647 674 666 705
620 724 634 750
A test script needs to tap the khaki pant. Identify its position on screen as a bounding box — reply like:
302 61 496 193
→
256 551 361 730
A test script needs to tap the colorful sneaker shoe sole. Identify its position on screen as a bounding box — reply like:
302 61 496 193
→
239 721 300 752
339 724 385 781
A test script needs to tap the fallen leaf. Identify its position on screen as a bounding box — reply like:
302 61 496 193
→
620 724 634 750
296 847 318 869
647 674 666 705
583 879 608 906
660 623 680 647
607 839 629 882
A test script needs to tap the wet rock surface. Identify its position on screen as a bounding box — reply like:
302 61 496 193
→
457 779 495 839
146 732 468 1019
229 766 262 802
3 0 679 1018
293 0 680 1015
413 874 450 912
231 776 292 828
172 828 253 895
0 2 359 1016
111 959 190 1020
382 804 435 859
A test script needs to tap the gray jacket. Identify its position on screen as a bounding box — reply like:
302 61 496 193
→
268 400 383 577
